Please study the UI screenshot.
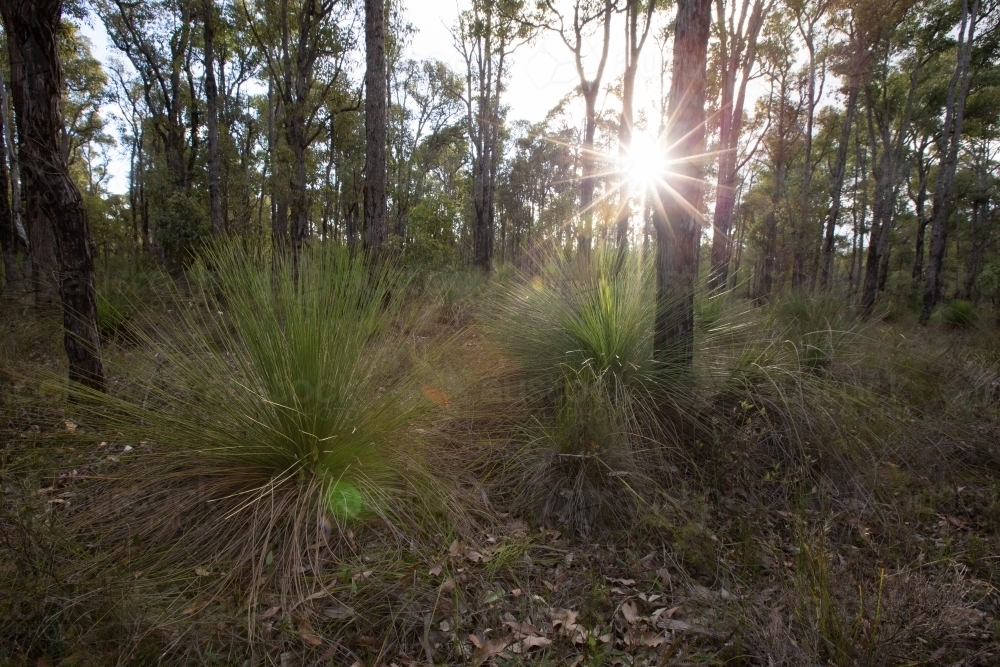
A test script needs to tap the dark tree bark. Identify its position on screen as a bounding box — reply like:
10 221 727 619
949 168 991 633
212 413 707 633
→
363 0 388 252
920 0 979 323
203 0 223 236
0 82 18 290
652 0 711 367
1 0 105 390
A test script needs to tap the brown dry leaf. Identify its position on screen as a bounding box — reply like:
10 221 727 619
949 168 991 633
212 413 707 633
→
182 599 210 615
620 601 641 625
428 563 443 576
606 577 636 586
510 588 522 598
448 539 461 557
466 550 484 563
295 617 323 647
322 606 354 620
194 566 211 577
503 620 542 638
640 632 666 647
438 577 456 594
467 634 483 649
549 608 579 634
420 384 451 409
472 636 511 662
512 635 552 653
64 421 77 432
657 568 672 589
260 605 281 619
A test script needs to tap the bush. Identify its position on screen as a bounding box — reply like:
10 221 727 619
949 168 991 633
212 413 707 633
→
94 259 159 341
485 252 682 534
68 244 445 621
942 299 976 328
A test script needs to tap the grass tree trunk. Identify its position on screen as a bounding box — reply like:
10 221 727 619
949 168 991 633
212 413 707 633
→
203 0 223 237
653 0 711 367
1 0 105 391
363 0 388 253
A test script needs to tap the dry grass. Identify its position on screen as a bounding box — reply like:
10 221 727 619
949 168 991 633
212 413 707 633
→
2 281 1000 666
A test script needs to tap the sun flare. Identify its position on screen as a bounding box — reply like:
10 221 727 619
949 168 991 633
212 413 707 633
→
621 135 666 191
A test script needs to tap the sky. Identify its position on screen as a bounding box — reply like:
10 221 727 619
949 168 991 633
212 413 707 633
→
80 2 677 195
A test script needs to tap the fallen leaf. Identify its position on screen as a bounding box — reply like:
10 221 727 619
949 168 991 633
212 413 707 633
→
439 619 451 632
295 617 323 646
510 588 522 597
194 566 211 577
182 599 210 615
260 605 281 619
620 600 641 625
472 636 510 662
65 421 77 432
420 385 451 409
549 608 579 635
607 577 636 586
513 635 552 653
448 539 461 557
640 632 666 647
657 568 672 589
503 620 542 637
322 606 354 620
428 563 443 577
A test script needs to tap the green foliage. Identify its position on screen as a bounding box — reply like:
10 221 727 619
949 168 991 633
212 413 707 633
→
69 244 442 614
487 252 673 534
94 259 157 340
941 299 977 328
151 190 210 269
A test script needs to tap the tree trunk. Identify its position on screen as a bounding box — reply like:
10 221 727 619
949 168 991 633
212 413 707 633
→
653 0 711 367
1 0 105 390
0 82 17 290
708 0 768 290
920 0 978 323
820 74 860 290
363 0 387 252
203 0 223 236
615 0 656 257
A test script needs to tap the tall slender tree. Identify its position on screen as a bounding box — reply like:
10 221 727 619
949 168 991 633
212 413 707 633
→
653 0 711 366
920 0 980 323
364 0 388 252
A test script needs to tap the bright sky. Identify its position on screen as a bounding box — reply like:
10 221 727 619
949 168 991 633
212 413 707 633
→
82 2 674 195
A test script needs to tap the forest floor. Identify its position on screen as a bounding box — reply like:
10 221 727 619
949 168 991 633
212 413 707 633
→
2 281 1000 667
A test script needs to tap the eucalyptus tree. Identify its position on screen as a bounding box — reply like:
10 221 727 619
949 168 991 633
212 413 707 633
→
363 0 386 252
245 0 355 258
1 0 105 390
920 0 985 322
387 58 464 243
614 0 657 254
652 0 711 366
789 0 830 289
537 0 613 257
455 0 525 271
707 0 772 290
